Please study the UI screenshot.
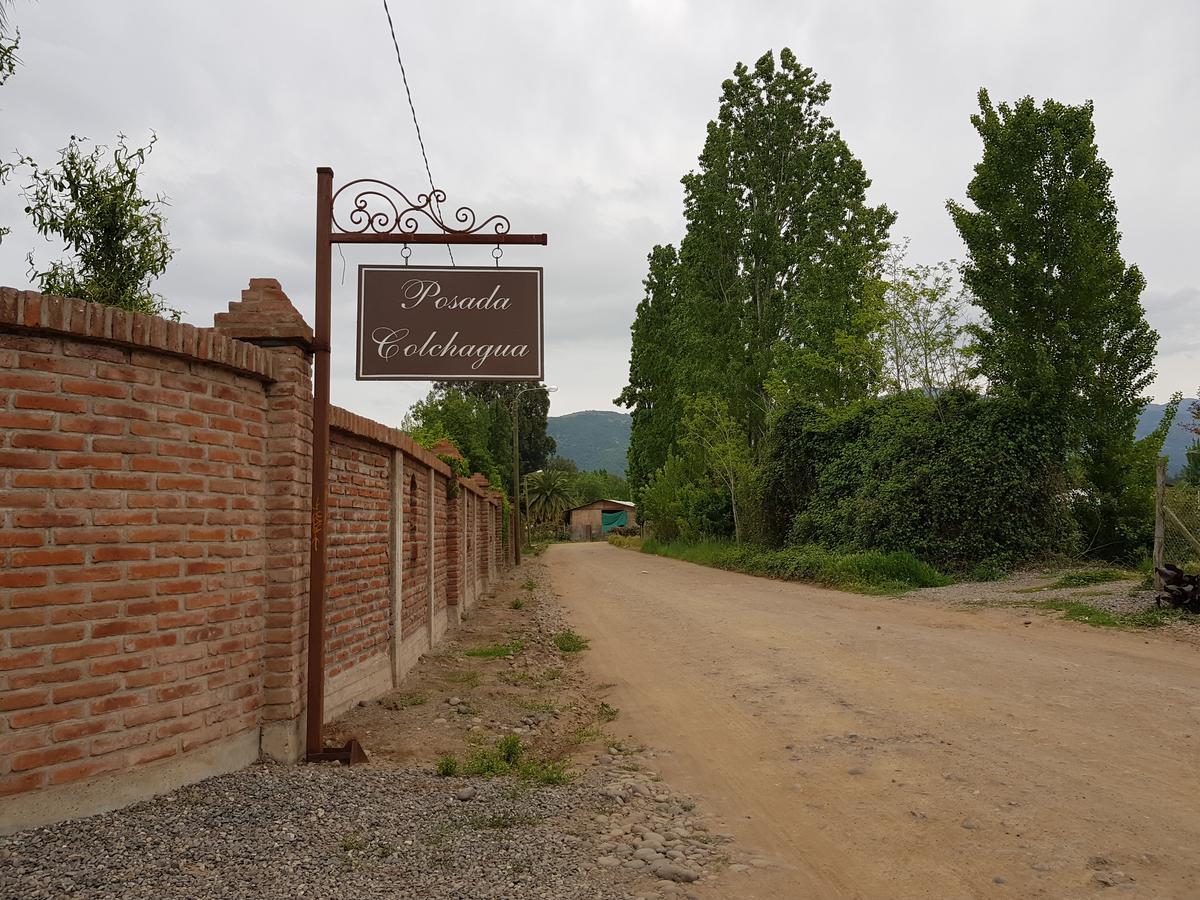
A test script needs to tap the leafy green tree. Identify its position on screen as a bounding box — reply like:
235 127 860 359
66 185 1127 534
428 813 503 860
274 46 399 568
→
620 49 893 529
948 90 1157 560
676 49 894 440
616 244 682 499
435 381 555 477
523 469 576 524
570 469 630 505
639 452 731 543
947 93 1156 462
21 134 177 317
678 395 756 544
404 388 509 490
880 241 972 394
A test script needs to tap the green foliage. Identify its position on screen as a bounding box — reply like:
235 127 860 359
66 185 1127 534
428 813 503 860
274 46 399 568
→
21 134 177 318
638 451 731 543
947 90 1158 563
639 538 951 594
1184 439 1200 488
436 381 555 479
607 534 643 550
619 49 894 502
678 394 757 543
463 640 523 659
617 244 684 498
761 389 1074 569
1027 599 1187 629
523 469 576 524
1046 569 1127 589
509 597 524 610
568 468 630 504
461 736 571 784
879 240 972 394
552 630 589 653
1072 393 1180 562
435 755 459 777
0 18 18 244
406 388 508 490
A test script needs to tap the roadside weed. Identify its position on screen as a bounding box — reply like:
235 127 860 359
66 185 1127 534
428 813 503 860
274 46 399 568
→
553 630 589 653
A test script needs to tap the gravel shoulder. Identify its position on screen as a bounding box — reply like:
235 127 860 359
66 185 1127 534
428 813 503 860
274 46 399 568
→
1 557 743 900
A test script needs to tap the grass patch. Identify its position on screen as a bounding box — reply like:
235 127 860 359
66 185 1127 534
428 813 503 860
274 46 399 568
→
522 579 538 591
638 539 951 594
1047 569 1128 589
461 735 572 784
464 640 524 659
510 597 525 610
435 755 459 777
568 725 605 745
1029 599 1188 629
515 698 557 713
542 667 562 680
445 670 481 688
597 701 619 722
553 630 589 653
608 534 644 550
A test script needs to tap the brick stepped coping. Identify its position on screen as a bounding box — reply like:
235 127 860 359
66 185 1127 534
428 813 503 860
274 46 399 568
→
0 289 277 382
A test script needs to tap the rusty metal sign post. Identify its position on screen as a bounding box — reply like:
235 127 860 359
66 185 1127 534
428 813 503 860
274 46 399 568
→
307 168 548 763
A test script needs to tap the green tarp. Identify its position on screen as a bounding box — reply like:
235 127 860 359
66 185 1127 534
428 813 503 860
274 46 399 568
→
601 510 628 533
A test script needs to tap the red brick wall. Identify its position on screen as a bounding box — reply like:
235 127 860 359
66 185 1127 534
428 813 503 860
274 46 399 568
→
1 286 510 819
325 431 391 680
0 291 276 799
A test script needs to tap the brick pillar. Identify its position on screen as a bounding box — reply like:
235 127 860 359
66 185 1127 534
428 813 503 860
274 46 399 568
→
213 279 314 762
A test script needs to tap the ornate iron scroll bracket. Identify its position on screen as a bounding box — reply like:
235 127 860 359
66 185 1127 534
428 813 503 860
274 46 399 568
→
331 179 512 238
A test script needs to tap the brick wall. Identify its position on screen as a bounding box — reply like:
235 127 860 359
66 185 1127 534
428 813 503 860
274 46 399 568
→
0 284 509 830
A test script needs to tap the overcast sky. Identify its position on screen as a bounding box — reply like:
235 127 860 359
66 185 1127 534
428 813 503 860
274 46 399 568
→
1 0 1196 423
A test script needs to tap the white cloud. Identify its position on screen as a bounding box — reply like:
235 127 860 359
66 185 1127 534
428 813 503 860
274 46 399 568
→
1 0 1196 420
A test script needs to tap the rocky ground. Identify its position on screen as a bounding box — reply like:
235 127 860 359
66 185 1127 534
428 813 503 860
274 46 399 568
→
908 567 1200 643
0 558 746 900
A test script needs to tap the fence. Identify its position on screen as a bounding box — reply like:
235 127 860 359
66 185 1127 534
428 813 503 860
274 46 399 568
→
1154 457 1200 587
0 281 511 831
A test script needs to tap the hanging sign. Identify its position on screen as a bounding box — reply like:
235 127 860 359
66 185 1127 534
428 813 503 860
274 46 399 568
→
356 265 543 380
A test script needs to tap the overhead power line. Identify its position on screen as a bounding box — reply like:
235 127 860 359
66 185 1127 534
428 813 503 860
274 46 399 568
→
381 0 453 264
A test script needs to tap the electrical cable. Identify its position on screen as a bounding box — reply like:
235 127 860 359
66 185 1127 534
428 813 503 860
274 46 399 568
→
381 0 454 265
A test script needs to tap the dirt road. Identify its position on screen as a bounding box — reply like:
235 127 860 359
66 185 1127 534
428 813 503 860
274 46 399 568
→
548 543 1200 899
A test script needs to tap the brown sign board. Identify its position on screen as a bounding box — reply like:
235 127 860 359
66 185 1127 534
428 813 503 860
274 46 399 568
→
356 265 543 380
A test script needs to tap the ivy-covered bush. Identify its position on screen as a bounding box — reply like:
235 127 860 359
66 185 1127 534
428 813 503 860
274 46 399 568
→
762 389 1076 570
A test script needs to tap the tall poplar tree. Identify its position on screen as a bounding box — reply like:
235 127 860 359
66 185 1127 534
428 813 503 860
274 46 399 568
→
616 244 682 497
620 48 894 493
948 90 1158 558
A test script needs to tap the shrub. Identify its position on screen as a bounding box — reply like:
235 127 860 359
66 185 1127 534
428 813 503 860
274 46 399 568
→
553 630 589 653
639 538 951 593
435 755 458 777
761 389 1074 570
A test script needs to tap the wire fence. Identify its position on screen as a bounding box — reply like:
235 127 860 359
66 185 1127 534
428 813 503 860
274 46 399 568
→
1161 483 1200 571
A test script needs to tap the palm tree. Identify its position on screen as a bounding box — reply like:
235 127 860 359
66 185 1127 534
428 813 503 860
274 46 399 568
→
524 469 576 525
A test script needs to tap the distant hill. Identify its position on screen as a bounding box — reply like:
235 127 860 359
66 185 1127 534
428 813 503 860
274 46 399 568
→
1137 399 1197 477
547 410 631 475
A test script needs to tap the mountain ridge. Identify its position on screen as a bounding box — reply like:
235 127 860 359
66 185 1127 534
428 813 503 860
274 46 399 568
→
547 410 631 475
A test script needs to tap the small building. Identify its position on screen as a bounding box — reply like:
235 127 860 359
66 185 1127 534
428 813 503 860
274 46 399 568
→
565 499 637 542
